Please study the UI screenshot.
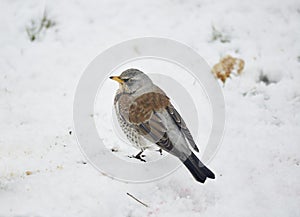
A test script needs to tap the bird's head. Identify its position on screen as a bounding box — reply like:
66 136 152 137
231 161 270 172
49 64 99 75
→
110 68 153 94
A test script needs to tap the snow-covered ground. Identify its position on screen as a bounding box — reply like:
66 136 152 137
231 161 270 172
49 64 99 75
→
1 0 299 216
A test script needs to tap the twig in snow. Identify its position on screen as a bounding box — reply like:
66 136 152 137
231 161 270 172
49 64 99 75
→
126 192 149 208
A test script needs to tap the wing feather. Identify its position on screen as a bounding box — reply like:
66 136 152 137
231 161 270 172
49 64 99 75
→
128 92 174 151
126 92 198 153
166 104 199 152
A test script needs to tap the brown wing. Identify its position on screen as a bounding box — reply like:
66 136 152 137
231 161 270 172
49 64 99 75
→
166 104 199 152
128 92 170 124
128 92 174 151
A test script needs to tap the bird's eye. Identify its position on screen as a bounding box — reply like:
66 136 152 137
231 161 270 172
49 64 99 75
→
123 78 130 82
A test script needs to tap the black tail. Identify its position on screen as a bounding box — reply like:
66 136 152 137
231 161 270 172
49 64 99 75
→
182 152 215 183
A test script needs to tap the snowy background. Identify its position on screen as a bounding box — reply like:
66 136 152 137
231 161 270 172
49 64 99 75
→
1 0 300 216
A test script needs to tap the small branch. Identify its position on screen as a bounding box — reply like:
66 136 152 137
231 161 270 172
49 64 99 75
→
126 192 149 208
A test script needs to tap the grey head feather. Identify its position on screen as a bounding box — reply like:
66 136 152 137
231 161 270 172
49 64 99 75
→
119 68 153 94
120 68 144 78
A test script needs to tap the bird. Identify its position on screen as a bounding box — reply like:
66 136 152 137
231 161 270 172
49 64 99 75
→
110 68 215 183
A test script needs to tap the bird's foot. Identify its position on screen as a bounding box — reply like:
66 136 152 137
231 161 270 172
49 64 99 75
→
156 148 163 155
128 151 146 162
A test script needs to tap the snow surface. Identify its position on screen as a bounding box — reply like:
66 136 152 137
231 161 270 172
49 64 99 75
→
0 0 300 216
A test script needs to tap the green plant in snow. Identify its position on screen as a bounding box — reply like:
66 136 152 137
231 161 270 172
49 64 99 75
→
210 25 231 43
26 12 55 42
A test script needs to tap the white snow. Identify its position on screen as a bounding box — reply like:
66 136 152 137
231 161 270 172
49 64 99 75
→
0 0 299 216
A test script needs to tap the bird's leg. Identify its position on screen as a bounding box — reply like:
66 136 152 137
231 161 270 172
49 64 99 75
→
128 150 146 162
156 148 163 155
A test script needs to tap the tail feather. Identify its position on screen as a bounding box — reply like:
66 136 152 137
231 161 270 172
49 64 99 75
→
182 152 215 183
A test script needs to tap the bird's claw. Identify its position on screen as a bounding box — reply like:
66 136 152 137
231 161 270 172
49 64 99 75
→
156 149 163 155
128 152 146 162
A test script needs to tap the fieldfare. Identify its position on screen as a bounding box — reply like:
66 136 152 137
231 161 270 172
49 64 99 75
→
110 69 215 183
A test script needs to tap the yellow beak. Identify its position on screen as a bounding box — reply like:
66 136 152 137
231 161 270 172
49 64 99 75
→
109 76 124 84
